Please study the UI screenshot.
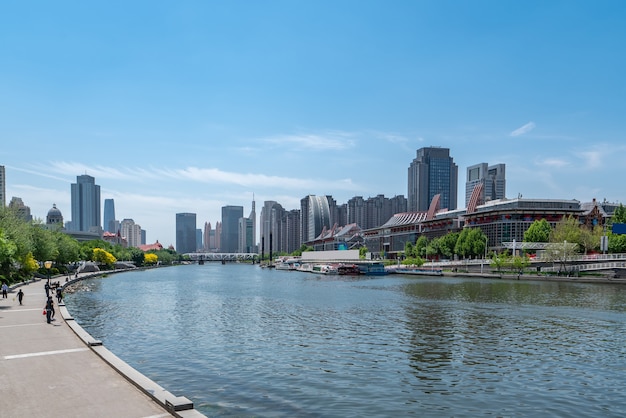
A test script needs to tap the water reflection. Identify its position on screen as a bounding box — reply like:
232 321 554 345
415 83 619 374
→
65 267 626 417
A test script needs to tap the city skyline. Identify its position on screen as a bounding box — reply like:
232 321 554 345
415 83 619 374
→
2 2 625 247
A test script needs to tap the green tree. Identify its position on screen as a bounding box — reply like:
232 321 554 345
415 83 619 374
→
292 244 313 256
31 225 58 263
454 228 486 259
612 204 626 224
415 236 429 258
510 255 530 275
0 231 18 280
490 252 508 273
609 233 626 253
55 231 80 266
438 232 459 259
549 215 582 252
359 246 368 259
524 219 552 242
404 242 415 258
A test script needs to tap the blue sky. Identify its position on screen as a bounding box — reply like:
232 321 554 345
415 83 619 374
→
2 1 625 249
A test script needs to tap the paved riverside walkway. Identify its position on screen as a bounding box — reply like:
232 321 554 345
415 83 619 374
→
1 275 203 418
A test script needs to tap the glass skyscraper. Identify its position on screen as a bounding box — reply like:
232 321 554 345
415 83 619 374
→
176 212 197 254
407 147 458 212
221 205 243 253
103 198 116 233
70 174 101 232
465 163 506 207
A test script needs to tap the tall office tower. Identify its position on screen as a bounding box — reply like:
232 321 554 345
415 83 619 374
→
141 229 146 245
176 213 197 254
240 196 257 254
196 229 203 252
249 197 257 252
238 217 254 253
465 163 506 207
407 147 458 212
203 222 212 250
260 201 284 255
347 196 366 228
221 206 243 253
215 221 222 251
70 174 101 232
103 199 116 233
0 165 5 207
300 195 331 243
120 218 142 248
9 197 32 221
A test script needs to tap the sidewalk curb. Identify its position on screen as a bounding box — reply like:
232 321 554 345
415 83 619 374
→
60 269 206 418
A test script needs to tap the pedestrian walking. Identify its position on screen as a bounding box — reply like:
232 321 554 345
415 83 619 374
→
44 297 54 324
44 282 50 297
1 282 8 298
56 288 63 304
17 289 24 305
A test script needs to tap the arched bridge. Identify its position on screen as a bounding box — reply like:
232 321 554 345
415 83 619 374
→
186 252 258 262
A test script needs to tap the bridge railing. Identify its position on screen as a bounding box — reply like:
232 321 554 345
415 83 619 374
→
186 252 258 261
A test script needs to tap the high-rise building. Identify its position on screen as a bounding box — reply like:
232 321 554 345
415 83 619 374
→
238 217 254 253
70 174 101 232
176 213 197 254
465 163 506 207
203 222 212 251
0 165 5 207
9 197 32 221
407 147 458 212
215 221 222 251
390 195 407 215
260 201 283 255
281 209 301 254
103 199 116 233
239 196 257 254
221 206 243 253
120 218 142 248
300 195 331 243
347 196 366 228
196 229 203 252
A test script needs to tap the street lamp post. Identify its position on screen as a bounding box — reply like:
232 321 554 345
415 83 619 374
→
481 235 488 274
44 260 52 286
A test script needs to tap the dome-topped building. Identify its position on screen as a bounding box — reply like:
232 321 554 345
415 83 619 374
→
46 203 64 226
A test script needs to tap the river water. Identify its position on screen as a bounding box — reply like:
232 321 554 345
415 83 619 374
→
64 264 626 417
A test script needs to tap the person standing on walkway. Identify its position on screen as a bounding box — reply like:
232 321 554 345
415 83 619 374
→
56 288 62 304
1 282 8 298
44 297 54 324
17 289 24 305
44 282 50 298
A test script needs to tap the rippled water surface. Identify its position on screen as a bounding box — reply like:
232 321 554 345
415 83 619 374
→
65 264 626 417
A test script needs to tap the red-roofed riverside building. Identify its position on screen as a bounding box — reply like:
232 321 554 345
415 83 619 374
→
139 241 164 252
363 195 583 258
103 230 127 247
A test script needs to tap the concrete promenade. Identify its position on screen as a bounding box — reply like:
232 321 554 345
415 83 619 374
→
1 274 204 418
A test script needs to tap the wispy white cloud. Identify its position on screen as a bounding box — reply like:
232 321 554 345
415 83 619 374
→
263 131 356 150
510 122 536 137
43 162 358 191
535 157 569 169
576 150 603 170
